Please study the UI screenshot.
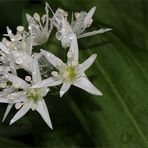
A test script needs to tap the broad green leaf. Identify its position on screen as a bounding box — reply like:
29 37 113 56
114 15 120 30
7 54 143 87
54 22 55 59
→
0 0 148 147
53 0 148 147
78 33 148 147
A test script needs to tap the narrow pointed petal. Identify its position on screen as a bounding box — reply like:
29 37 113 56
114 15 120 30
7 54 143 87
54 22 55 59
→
26 13 32 23
68 35 79 63
36 99 53 129
6 26 12 35
83 7 96 26
32 57 42 84
0 42 10 54
5 91 26 102
78 28 112 39
2 104 13 122
60 82 71 97
0 97 14 103
10 102 32 125
73 76 103 96
41 49 65 70
79 54 97 72
32 76 62 88
4 72 29 89
0 91 26 103
45 2 54 16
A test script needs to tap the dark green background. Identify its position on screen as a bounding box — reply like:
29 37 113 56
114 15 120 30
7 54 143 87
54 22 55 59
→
0 0 148 147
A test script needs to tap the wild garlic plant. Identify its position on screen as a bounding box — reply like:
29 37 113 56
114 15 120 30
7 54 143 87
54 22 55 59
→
0 2 111 129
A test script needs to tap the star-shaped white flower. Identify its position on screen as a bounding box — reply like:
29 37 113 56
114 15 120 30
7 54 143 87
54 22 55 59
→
32 35 103 97
0 57 53 129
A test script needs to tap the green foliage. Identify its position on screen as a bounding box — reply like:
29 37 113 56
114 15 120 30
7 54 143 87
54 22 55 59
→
0 0 148 147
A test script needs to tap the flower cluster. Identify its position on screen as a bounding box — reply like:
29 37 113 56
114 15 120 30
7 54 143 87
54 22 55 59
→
0 2 111 129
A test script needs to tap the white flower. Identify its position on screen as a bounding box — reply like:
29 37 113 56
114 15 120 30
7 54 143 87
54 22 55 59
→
0 57 52 129
26 2 53 46
49 6 111 48
32 35 103 97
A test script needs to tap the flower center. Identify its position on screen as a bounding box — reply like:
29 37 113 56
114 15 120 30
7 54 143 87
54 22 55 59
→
26 88 48 101
62 66 76 81
68 66 76 80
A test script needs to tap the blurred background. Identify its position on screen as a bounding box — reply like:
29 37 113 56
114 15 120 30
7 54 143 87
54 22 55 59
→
0 0 148 147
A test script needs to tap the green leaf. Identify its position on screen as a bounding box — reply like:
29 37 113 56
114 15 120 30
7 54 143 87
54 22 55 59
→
80 34 148 147
0 137 28 147
53 0 148 147
0 0 148 147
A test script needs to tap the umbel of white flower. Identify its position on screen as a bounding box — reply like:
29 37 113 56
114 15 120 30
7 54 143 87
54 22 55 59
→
0 2 111 128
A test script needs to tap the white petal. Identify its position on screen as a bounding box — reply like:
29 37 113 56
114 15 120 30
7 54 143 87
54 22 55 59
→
2 104 13 122
0 91 26 103
41 49 65 70
6 91 26 101
78 28 112 38
79 54 97 73
32 76 62 88
68 35 79 63
0 97 14 103
11 50 33 72
10 102 32 125
83 7 96 26
60 82 71 97
36 99 53 129
9 60 17 75
26 13 32 23
6 26 12 35
4 73 29 89
32 57 42 84
0 42 10 54
73 75 103 96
